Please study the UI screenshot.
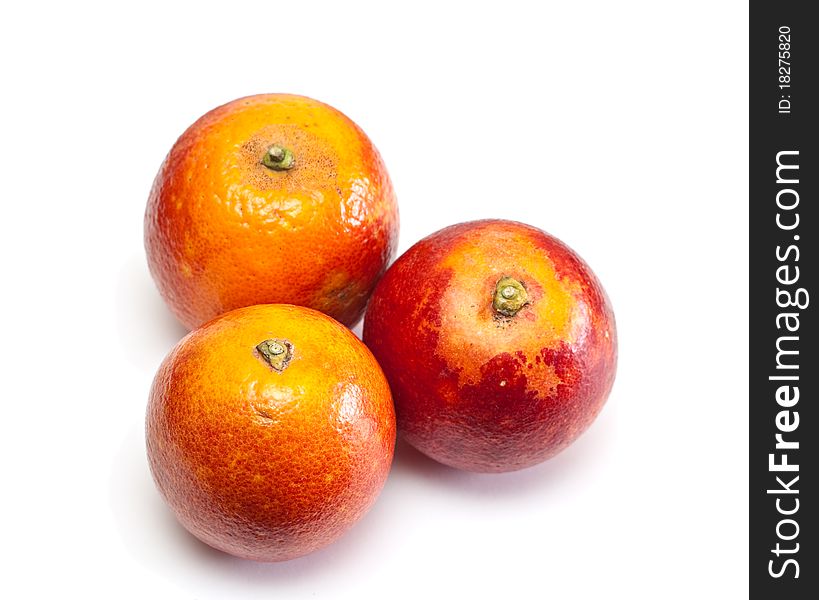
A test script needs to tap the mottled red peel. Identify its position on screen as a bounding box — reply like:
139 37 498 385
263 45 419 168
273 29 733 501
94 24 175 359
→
363 219 617 473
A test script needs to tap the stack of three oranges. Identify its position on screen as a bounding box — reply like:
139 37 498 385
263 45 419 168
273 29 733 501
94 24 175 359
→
144 94 617 562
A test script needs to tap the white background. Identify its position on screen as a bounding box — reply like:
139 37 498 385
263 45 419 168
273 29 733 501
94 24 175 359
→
1 1 749 598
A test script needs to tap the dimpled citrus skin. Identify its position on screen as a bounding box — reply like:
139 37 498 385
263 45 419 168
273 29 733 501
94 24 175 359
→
146 304 395 562
145 94 399 330
363 220 617 473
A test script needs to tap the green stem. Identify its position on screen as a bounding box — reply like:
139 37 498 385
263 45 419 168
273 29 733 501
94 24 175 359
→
256 339 293 372
261 145 295 171
492 277 528 317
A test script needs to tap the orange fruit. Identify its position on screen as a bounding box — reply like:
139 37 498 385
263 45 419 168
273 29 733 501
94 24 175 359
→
145 94 399 330
146 304 395 561
363 220 617 472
